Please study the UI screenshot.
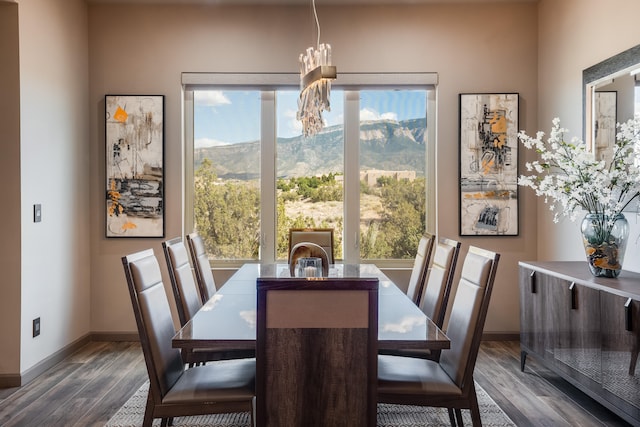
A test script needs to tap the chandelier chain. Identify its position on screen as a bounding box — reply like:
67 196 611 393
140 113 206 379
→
313 0 320 48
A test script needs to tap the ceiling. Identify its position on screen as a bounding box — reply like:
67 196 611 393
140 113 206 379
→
87 0 534 5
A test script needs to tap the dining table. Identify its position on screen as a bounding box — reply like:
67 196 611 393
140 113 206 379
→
172 262 450 352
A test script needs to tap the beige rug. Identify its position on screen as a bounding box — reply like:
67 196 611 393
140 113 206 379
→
106 381 515 427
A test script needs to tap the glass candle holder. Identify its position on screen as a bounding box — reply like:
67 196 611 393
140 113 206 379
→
296 257 323 278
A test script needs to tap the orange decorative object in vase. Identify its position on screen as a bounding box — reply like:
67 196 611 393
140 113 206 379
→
581 213 629 278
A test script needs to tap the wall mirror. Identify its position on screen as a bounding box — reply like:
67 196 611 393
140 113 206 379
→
583 44 640 163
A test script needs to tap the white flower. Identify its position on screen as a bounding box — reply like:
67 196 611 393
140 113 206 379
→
518 116 640 222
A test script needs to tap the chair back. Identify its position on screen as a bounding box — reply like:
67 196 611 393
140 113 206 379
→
406 233 436 305
162 237 203 327
439 246 499 389
121 249 185 401
256 277 378 427
288 228 335 265
420 237 461 328
186 232 217 304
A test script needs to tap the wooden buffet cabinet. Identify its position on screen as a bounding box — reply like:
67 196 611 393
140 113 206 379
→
519 261 640 425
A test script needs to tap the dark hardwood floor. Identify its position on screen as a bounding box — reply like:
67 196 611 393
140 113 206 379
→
0 340 632 426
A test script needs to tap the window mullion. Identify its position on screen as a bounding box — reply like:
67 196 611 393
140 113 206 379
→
183 88 194 236
343 90 360 264
260 91 277 263
426 89 437 234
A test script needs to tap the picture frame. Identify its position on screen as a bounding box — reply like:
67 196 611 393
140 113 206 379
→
593 91 617 165
105 94 165 238
459 93 519 236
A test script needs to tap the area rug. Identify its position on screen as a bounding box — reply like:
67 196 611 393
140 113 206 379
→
106 381 515 427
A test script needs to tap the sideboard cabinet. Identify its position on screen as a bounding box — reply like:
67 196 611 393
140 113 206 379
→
519 261 640 425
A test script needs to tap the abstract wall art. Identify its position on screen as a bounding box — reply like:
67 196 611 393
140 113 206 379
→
105 95 165 237
459 93 519 236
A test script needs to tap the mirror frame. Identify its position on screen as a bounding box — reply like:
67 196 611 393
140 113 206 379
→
583 44 640 149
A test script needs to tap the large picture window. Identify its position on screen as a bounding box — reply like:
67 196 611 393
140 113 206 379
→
183 73 436 266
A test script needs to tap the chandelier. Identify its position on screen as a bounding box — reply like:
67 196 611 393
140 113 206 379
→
296 0 337 137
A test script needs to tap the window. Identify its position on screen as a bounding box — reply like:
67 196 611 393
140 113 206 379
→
359 90 427 260
275 90 345 260
183 73 436 266
192 90 261 260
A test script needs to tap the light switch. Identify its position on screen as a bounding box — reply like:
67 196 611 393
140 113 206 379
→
34 204 42 223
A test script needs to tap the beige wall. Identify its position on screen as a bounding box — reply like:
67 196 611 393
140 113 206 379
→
17 0 91 373
536 0 640 267
88 2 539 335
0 0 22 377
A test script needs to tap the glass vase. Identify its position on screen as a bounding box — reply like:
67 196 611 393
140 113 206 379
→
580 213 629 278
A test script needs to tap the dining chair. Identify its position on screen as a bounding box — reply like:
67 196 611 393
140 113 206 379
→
378 245 500 427
121 248 256 427
163 237 256 366
186 232 217 304
162 237 202 327
380 237 461 361
288 227 335 265
256 277 379 426
405 232 436 306
421 237 462 329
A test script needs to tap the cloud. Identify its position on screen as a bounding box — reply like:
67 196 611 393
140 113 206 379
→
360 107 398 122
195 91 231 107
325 112 343 128
282 108 302 136
195 137 230 148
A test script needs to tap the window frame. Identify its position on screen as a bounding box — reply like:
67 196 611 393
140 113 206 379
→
182 72 437 268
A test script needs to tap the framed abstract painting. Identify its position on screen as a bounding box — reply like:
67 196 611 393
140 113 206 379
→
459 93 519 236
105 94 165 237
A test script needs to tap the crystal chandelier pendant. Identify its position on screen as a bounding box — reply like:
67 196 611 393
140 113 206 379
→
296 1 336 137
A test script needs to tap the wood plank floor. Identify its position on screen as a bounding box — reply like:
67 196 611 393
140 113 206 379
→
0 340 633 426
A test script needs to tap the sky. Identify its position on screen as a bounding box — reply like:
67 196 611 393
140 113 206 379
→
194 89 427 148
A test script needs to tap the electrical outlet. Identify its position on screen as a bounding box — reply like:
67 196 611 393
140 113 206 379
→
33 317 40 337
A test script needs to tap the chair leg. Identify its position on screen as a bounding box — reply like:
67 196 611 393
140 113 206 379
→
469 385 482 427
448 408 457 426
142 393 155 427
455 409 464 426
252 396 257 427
160 418 168 427
168 416 174 426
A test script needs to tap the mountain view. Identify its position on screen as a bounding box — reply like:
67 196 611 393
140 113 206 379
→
193 116 427 261
194 118 427 179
